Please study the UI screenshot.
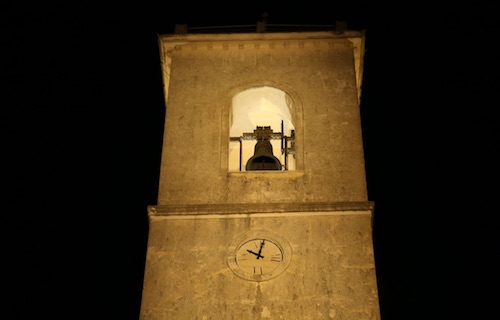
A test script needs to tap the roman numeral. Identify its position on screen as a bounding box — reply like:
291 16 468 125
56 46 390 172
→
253 267 263 274
271 254 282 262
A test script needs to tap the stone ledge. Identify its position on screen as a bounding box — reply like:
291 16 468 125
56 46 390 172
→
148 201 374 217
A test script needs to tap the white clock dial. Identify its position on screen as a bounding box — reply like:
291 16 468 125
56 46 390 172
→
235 239 283 275
227 231 292 282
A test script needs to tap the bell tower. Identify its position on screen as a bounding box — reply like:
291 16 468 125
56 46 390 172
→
140 22 380 319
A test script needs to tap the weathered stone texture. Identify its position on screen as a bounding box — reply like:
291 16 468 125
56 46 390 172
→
140 212 380 320
157 32 367 205
140 31 380 320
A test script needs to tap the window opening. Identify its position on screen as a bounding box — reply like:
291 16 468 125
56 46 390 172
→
229 87 295 171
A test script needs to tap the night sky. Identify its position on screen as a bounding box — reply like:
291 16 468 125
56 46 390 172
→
4 3 499 320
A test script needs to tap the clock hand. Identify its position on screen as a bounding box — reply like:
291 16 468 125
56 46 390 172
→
246 249 264 259
255 240 265 260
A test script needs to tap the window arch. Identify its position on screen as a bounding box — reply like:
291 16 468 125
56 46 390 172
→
229 86 296 172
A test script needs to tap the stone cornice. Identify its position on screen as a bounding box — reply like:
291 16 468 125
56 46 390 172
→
148 201 374 217
159 31 363 57
166 38 354 51
159 30 363 42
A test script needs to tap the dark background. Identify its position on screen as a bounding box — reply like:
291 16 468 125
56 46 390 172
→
3 2 499 319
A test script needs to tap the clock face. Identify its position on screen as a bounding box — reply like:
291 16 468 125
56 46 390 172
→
227 231 292 282
236 239 283 276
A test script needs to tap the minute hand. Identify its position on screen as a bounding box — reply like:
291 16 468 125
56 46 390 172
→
255 240 265 260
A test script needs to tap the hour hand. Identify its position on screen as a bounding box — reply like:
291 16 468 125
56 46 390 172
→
247 249 264 259
247 249 258 255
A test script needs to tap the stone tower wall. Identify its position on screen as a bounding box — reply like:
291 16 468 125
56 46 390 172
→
157 32 367 205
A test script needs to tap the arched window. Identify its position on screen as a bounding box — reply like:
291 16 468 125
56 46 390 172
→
229 86 295 172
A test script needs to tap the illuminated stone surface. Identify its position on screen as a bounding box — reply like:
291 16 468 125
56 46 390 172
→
140 29 380 319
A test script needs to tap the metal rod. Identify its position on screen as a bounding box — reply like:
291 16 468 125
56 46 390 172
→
239 137 242 171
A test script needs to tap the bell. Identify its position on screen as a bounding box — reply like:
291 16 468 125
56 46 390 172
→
245 139 282 171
